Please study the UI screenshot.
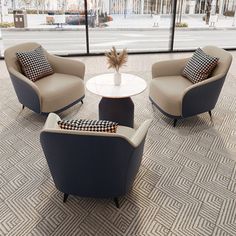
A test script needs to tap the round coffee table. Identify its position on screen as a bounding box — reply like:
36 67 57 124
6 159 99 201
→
86 73 147 127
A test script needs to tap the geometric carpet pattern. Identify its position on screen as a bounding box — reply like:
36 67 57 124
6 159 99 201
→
0 70 236 236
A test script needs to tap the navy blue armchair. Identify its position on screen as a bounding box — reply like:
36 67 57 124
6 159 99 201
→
40 113 152 208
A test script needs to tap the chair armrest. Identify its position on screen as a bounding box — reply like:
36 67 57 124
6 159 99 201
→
152 58 189 78
182 73 225 117
130 119 152 147
47 54 85 79
9 68 40 94
43 113 61 129
8 68 42 113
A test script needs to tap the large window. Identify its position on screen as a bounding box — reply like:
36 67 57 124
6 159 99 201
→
0 0 235 56
1 0 87 56
173 0 236 50
88 0 172 53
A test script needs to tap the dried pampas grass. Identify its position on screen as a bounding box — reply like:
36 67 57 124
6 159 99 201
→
105 46 128 71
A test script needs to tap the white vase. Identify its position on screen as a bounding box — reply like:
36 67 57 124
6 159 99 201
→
114 71 121 86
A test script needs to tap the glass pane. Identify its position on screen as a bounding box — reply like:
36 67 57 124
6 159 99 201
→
1 0 87 56
88 0 173 53
173 0 236 50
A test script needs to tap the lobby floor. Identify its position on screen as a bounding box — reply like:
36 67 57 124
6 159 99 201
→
0 51 236 236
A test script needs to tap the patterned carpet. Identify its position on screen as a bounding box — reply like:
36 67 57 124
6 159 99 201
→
0 71 236 236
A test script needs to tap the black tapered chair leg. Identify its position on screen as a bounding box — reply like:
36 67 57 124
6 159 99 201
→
173 119 177 127
81 100 83 104
63 193 69 203
22 105 25 110
208 110 212 118
114 197 120 208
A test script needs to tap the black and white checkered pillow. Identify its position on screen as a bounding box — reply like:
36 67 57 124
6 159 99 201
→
16 46 54 82
182 48 219 84
58 119 118 133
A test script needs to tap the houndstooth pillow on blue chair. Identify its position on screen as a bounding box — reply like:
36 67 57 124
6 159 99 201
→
16 46 54 82
182 48 219 84
58 119 118 133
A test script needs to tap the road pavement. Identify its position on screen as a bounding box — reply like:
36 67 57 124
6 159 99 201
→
1 29 236 55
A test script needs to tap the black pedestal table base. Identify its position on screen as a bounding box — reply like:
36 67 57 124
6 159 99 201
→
99 97 134 128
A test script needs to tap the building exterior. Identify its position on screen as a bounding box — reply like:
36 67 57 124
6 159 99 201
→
2 0 236 15
107 0 235 15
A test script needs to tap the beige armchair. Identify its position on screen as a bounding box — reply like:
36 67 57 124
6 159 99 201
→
4 42 85 114
149 46 232 126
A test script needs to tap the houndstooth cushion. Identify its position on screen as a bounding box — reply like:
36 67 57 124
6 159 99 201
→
182 48 219 84
16 46 54 82
58 119 118 133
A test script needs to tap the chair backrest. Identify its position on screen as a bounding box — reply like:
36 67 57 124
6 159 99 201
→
4 42 41 73
202 46 232 77
40 119 149 198
182 46 232 117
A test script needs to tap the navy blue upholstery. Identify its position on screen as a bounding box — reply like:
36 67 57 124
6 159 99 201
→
10 72 41 113
182 76 226 118
40 114 151 201
40 133 145 198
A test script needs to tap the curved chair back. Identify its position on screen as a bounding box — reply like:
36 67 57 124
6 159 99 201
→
4 42 41 74
203 46 232 78
40 113 151 198
182 46 233 117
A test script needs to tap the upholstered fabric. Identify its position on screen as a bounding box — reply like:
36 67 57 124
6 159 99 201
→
58 119 118 133
42 113 149 147
4 42 85 113
40 113 152 199
203 46 233 76
46 53 85 79
150 46 232 120
150 75 193 116
182 48 219 84
4 42 42 73
116 125 136 140
35 73 84 113
16 46 54 82
152 58 189 78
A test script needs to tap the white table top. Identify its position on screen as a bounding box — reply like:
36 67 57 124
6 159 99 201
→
86 73 147 98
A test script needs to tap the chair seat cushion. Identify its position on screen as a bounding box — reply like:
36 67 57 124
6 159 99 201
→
150 75 193 117
35 73 84 112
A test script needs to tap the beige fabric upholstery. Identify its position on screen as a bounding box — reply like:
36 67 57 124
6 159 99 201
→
43 113 152 148
4 42 85 113
203 46 232 76
4 42 40 73
152 58 189 78
116 126 136 139
46 53 85 79
150 46 232 117
150 76 192 116
131 119 153 147
35 73 84 113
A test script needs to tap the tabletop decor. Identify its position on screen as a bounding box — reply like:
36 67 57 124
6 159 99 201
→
86 73 147 127
105 46 128 85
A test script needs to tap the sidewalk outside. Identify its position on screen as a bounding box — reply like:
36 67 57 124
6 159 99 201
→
107 14 236 30
1 14 236 31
